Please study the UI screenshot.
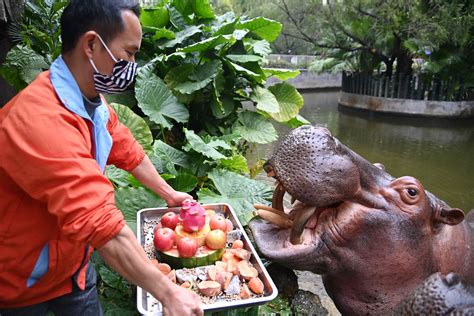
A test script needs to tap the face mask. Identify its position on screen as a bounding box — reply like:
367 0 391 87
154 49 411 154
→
89 34 138 94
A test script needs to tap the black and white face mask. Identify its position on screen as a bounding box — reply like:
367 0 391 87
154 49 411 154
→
89 35 138 94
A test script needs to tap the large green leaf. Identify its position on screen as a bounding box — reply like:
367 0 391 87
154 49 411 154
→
0 45 48 90
151 27 176 41
267 83 305 122
110 103 153 154
197 169 273 225
153 140 190 175
194 0 215 19
248 40 272 57
140 7 169 28
174 60 220 94
250 86 279 113
219 154 250 174
263 68 301 80
226 61 265 84
115 186 166 223
227 54 263 63
183 129 230 160
158 25 202 49
105 165 131 188
178 35 228 53
238 17 282 43
135 62 189 129
233 111 278 144
173 0 194 17
284 114 311 128
167 171 198 193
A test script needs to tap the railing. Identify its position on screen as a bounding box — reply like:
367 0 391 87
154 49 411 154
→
342 72 473 101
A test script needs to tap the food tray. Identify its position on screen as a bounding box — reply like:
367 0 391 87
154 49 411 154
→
136 203 278 315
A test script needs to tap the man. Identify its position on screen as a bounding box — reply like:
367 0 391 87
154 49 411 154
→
0 1 203 315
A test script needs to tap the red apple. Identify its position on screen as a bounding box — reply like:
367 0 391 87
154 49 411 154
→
154 227 176 252
160 211 179 230
209 214 228 232
177 237 198 258
205 229 227 250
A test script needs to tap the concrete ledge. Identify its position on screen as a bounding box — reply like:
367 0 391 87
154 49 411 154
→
339 92 474 118
267 70 341 90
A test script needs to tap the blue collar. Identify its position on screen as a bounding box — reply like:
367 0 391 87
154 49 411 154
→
50 56 112 172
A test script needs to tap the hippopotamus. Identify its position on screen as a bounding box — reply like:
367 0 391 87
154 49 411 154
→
392 272 474 315
249 125 474 315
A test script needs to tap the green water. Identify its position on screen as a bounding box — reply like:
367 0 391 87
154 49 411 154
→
248 90 474 212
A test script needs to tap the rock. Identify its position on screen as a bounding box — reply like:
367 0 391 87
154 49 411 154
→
291 290 329 316
266 263 298 298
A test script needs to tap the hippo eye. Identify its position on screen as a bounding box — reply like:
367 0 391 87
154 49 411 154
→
407 188 418 197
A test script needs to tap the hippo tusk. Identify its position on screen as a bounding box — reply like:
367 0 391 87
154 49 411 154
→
290 205 317 245
272 182 285 213
254 204 291 219
255 209 293 229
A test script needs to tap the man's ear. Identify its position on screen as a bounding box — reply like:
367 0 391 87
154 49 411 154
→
81 31 99 59
434 207 465 226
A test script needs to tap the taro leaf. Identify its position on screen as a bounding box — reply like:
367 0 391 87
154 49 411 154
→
197 169 273 225
284 114 311 128
0 45 49 90
110 103 153 154
227 54 262 63
233 111 278 144
194 0 215 19
173 0 194 17
174 60 220 94
238 17 282 43
135 63 189 129
178 35 228 53
219 154 250 174
151 27 176 41
267 82 304 122
263 68 301 80
140 7 169 28
226 61 264 84
104 90 137 108
250 86 279 113
164 64 195 89
153 140 190 175
105 165 131 188
158 25 202 49
115 186 166 232
213 16 238 36
183 129 230 160
248 39 272 57
167 171 198 193
169 7 186 30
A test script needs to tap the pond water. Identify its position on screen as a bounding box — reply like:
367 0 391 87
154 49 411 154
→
247 90 474 213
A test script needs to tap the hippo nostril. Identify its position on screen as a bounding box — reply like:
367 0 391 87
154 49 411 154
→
263 162 274 176
445 273 461 287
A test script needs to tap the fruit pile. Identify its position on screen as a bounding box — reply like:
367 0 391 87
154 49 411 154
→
150 200 266 300
153 199 232 268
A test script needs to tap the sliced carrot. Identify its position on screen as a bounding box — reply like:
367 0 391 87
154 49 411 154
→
248 277 264 294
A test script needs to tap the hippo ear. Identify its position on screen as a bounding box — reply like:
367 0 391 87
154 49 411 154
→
434 207 465 226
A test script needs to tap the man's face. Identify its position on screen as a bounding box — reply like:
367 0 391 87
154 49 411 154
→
92 10 142 75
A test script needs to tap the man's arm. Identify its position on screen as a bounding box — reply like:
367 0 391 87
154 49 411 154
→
130 155 192 206
98 224 203 315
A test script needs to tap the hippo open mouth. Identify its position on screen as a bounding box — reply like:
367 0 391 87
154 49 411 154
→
249 125 393 270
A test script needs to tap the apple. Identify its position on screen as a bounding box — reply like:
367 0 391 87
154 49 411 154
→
209 214 228 232
177 237 198 258
205 229 227 250
160 211 179 230
154 227 176 252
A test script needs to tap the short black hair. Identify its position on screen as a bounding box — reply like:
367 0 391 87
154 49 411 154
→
61 0 141 53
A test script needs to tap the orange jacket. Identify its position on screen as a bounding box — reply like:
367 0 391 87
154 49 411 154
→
0 58 145 307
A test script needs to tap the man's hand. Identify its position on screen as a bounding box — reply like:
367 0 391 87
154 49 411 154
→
162 284 203 316
165 191 193 207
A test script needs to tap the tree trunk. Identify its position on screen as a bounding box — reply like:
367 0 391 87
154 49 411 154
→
396 51 413 76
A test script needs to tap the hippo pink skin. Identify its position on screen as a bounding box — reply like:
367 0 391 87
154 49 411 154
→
179 199 206 232
249 125 474 315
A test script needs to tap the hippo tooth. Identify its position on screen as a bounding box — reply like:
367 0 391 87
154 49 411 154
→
290 205 317 245
272 182 286 213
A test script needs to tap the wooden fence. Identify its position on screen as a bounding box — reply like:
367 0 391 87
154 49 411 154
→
342 72 472 102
